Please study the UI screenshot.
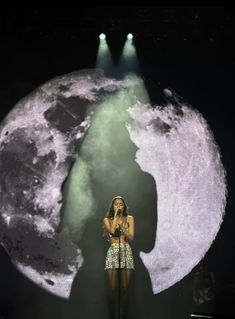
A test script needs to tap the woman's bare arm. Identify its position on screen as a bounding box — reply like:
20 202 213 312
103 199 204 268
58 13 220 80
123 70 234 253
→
103 217 117 235
122 216 134 241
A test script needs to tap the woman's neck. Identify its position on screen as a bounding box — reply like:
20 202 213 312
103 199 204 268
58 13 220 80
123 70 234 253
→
119 213 126 218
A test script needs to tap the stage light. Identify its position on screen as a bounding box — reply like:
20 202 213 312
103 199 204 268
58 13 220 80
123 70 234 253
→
99 33 106 40
127 33 133 40
96 32 114 76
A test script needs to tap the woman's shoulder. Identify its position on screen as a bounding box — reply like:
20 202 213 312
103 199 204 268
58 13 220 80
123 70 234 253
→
104 217 112 222
127 215 134 220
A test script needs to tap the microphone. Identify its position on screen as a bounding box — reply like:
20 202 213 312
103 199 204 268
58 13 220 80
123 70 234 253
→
117 222 122 236
115 208 121 216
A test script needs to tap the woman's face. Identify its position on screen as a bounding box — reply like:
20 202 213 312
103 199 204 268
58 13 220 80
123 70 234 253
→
113 198 125 212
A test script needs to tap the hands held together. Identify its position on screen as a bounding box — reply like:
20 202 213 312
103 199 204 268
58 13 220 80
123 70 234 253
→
114 208 128 234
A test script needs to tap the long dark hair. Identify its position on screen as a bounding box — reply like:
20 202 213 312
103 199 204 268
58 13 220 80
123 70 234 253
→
106 195 128 218
102 196 129 240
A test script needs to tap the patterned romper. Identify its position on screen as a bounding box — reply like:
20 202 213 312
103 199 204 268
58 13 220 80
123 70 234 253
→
105 218 134 270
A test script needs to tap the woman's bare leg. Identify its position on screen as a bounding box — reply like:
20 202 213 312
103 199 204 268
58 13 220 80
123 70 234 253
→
106 269 118 319
121 269 133 319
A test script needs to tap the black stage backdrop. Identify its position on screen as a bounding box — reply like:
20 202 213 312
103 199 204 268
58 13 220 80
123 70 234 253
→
0 5 234 319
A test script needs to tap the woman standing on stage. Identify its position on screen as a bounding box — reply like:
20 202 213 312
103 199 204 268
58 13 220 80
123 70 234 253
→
103 195 135 319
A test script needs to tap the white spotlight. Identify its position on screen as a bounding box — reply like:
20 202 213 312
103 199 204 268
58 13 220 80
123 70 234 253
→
127 33 133 40
99 33 106 40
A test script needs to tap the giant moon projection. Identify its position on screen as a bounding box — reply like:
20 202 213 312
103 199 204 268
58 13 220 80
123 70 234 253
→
0 69 227 298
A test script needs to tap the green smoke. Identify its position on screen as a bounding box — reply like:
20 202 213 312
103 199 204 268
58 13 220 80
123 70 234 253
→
61 74 149 241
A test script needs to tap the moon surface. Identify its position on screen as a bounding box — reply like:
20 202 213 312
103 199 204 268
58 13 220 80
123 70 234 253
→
0 69 227 298
126 100 227 293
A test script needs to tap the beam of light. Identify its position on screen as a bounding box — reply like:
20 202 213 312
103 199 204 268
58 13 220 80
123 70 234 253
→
62 73 150 242
116 33 141 77
96 33 115 76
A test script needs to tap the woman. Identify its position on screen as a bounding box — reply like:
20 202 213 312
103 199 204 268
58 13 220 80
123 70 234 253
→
103 195 135 319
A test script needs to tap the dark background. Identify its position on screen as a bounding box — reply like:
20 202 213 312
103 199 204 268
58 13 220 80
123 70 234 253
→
0 4 234 319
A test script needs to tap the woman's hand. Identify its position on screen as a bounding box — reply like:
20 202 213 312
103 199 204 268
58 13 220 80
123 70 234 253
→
116 218 123 228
